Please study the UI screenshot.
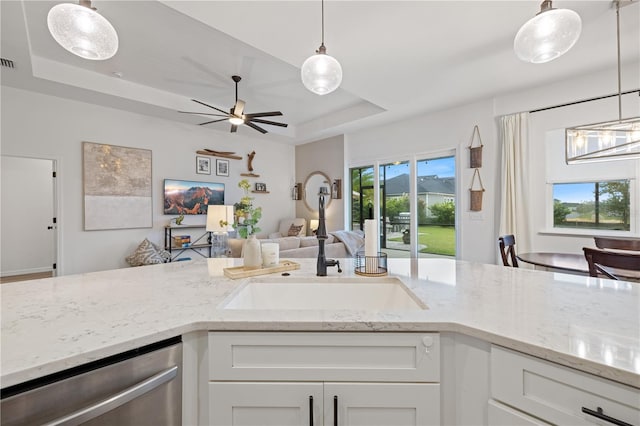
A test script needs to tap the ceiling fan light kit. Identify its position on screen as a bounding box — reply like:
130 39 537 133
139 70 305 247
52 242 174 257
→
301 0 343 95
47 0 119 60
565 0 640 163
178 75 288 135
514 0 581 64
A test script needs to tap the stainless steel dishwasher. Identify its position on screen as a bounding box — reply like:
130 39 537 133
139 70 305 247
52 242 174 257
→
1 336 182 426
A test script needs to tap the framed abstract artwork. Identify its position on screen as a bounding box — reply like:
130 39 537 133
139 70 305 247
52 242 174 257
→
196 156 211 175
83 142 152 230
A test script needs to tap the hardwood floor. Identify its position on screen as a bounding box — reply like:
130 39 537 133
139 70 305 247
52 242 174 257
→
0 271 53 283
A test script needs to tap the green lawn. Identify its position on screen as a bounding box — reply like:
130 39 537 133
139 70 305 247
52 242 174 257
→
389 225 455 256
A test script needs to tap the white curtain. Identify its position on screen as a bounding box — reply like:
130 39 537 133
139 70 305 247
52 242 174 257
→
499 112 531 258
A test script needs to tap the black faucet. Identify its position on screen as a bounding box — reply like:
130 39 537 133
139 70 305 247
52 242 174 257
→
317 189 342 276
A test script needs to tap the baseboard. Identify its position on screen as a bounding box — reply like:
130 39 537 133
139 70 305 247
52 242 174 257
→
1 266 53 277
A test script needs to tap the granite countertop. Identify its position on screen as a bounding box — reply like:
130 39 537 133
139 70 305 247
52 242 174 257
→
1 258 639 389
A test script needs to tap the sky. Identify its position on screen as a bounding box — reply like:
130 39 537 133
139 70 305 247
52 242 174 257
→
554 182 602 203
381 156 455 179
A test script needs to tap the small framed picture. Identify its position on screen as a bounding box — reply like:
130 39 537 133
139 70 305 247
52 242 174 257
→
196 156 211 175
255 182 267 192
216 159 229 177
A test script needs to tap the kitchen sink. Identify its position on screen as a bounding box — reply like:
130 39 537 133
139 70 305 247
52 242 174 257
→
220 276 427 310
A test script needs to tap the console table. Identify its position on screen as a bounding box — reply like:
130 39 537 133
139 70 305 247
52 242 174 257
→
164 225 211 261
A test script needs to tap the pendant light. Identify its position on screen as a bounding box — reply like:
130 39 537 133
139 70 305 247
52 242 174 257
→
301 0 342 95
47 0 119 61
565 1 639 163
514 0 581 64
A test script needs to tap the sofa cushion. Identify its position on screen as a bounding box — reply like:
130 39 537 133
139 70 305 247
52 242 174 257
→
126 238 169 266
273 236 301 251
287 223 304 236
299 236 319 247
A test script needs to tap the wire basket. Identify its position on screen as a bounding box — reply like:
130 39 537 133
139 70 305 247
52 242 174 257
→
355 251 388 277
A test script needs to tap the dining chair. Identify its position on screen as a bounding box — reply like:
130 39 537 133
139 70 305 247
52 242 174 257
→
594 236 640 252
582 247 640 280
498 235 518 267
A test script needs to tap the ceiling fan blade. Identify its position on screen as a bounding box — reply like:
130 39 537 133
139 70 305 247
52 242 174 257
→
191 99 230 115
251 118 288 128
178 111 228 117
245 121 268 134
244 111 283 118
199 118 229 126
234 99 245 117
230 124 238 133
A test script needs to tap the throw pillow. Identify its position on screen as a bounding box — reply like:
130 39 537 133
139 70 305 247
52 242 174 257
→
126 238 167 267
287 223 303 236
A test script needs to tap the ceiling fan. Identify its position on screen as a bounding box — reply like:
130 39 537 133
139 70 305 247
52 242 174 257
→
178 75 288 134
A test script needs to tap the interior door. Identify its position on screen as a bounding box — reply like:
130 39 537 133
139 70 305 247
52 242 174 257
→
324 382 440 426
0 156 57 278
210 382 322 426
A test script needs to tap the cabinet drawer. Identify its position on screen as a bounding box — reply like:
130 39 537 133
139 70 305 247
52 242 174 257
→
209 332 439 382
488 400 550 425
491 346 640 425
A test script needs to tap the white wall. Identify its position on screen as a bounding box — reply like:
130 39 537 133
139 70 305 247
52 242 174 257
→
345 99 499 264
0 86 295 275
495 62 640 255
295 135 345 233
344 63 639 264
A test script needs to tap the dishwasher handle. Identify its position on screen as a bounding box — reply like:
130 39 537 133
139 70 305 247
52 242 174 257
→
43 365 178 426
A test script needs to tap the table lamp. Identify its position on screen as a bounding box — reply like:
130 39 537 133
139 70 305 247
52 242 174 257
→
206 205 234 257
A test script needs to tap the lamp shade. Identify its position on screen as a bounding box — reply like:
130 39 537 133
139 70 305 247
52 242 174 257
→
206 205 234 232
47 2 118 60
301 51 343 95
309 219 319 232
514 6 581 64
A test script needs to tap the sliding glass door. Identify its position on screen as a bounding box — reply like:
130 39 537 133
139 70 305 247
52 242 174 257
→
350 166 374 232
416 155 456 258
380 161 410 253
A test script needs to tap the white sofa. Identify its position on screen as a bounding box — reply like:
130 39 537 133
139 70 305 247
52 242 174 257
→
228 235 350 259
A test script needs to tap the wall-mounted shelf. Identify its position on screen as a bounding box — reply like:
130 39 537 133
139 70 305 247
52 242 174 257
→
196 150 242 160
251 190 270 194
240 173 260 177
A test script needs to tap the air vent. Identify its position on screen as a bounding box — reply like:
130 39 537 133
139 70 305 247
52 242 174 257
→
1 58 15 68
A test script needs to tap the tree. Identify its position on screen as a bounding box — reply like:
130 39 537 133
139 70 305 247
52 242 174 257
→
429 200 455 225
599 181 630 226
553 199 571 225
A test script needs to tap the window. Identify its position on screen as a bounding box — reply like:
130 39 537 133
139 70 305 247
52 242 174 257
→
553 180 631 231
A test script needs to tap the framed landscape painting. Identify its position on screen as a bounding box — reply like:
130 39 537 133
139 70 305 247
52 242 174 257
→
164 179 224 215
83 142 152 230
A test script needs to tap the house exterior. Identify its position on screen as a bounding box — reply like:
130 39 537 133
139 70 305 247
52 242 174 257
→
384 174 455 219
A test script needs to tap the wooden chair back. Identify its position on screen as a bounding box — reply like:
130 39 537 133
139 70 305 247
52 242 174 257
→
582 247 640 280
498 235 518 267
594 237 640 252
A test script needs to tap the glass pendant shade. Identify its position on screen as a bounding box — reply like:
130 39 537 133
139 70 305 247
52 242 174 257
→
47 3 118 60
566 117 640 163
301 50 343 95
514 6 581 63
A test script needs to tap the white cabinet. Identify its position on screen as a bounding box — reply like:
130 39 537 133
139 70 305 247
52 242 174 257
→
208 332 440 426
487 400 550 425
490 345 640 425
210 382 439 426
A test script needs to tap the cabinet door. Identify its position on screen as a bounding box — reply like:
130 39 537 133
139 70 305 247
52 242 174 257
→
324 383 440 426
210 382 322 426
488 400 551 425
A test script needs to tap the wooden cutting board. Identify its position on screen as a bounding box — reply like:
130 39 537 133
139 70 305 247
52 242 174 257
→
223 260 300 279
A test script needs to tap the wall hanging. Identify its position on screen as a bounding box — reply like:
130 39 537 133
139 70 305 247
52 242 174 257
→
83 142 152 230
163 179 224 215
469 125 483 168
469 168 485 212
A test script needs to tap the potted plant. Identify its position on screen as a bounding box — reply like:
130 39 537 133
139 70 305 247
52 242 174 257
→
233 179 262 238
